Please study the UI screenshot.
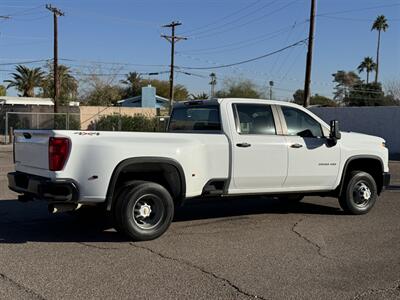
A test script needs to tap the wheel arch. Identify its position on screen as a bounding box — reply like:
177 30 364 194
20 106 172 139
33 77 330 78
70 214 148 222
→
105 157 186 210
337 155 384 196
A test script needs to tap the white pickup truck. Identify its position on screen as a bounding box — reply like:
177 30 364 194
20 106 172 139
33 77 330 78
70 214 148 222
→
8 98 390 240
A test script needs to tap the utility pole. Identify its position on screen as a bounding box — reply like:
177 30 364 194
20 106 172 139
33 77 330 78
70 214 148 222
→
269 81 274 100
161 21 186 114
303 0 316 108
46 4 64 113
209 73 217 98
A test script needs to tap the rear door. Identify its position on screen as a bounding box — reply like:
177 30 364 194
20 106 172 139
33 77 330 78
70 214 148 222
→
227 102 288 193
277 105 340 189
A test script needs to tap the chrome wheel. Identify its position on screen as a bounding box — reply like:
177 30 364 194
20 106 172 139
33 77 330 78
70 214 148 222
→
133 194 164 230
353 181 372 208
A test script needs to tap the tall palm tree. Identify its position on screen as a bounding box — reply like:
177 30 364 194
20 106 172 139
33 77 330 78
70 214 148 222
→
357 57 376 84
42 64 78 103
120 72 142 97
5 65 44 97
371 15 389 83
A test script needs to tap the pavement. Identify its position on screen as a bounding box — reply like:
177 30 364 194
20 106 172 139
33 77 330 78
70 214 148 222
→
0 145 399 299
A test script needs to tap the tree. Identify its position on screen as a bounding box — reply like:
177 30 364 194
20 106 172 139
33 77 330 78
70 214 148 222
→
84 84 125 106
0 85 6 96
5 65 44 97
292 89 336 107
120 72 142 98
344 82 397 106
41 64 78 105
216 78 261 98
357 57 376 84
385 80 400 102
332 71 361 101
190 92 209 100
145 79 189 101
371 15 389 83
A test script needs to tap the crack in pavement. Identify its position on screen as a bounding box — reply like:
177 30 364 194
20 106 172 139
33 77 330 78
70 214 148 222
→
291 218 331 260
0 273 46 300
130 243 267 300
353 280 400 299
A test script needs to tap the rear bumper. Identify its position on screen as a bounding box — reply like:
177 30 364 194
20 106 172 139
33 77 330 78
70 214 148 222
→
7 172 79 202
383 172 391 189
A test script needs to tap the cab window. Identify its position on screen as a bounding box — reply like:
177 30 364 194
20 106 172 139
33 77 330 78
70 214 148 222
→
234 104 276 135
281 106 323 138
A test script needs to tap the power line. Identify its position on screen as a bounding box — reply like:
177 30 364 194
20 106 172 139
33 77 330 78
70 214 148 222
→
181 0 263 35
318 3 400 17
186 0 281 37
0 59 50 65
192 0 301 39
178 39 307 70
179 21 307 55
59 58 169 67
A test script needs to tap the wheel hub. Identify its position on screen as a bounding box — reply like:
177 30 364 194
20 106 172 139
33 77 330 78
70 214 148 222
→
357 183 371 200
138 203 152 218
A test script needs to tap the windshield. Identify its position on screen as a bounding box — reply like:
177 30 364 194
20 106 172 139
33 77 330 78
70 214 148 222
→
168 105 221 132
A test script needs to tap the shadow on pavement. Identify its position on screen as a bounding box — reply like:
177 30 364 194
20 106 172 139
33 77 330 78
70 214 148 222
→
0 196 342 244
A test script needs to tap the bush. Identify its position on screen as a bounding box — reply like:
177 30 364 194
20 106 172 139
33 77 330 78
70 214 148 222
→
89 114 162 132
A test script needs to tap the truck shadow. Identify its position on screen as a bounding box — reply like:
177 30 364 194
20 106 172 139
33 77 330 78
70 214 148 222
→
0 196 342 244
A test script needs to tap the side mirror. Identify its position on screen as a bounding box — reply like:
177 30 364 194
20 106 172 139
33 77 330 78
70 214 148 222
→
329 120 341 143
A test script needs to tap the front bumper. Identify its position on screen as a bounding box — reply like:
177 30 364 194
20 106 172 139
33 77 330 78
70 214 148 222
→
7 172 79 202
383 172 391 189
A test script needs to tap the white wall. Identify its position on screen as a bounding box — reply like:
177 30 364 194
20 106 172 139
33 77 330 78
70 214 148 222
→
310 106 400 156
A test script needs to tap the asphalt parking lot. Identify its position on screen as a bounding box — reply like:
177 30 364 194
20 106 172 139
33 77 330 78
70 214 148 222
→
0 145 399 300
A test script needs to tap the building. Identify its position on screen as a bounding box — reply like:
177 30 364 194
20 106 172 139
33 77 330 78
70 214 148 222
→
117 85 169 109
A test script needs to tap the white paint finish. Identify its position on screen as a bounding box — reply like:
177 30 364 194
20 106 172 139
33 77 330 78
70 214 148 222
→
283 136 340 188
12 99 390 204
310 106 400 156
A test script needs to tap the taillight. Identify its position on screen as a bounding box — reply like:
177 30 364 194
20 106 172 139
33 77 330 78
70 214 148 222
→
49 137 70 171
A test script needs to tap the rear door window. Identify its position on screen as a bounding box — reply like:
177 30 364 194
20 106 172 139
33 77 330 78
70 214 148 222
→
234 104 276 135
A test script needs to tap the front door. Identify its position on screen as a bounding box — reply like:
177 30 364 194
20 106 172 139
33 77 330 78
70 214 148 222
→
279 105 340 189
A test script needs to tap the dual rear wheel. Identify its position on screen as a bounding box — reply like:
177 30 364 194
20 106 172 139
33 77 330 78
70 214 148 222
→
113 181 174 241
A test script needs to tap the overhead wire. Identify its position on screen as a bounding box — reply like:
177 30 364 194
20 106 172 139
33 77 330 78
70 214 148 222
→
178 39 307 70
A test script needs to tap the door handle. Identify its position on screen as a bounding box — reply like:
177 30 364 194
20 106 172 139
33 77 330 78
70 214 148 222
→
290 143 303 148
236 142 251 148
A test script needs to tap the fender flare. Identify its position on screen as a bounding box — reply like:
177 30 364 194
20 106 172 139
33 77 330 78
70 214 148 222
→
337 154 384 196
105 157 186 210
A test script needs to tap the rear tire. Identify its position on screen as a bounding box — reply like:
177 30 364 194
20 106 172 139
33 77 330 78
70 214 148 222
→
339 171 377 215
113 181 174 241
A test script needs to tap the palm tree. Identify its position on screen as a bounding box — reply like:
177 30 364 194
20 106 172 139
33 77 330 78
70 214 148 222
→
371 15 389 83
190 92 209 100
41 64 78 103
5 65 44 97
120 72 142 97
357 57 376 84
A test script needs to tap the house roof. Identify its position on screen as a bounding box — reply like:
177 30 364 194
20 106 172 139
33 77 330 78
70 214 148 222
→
117 94 169 105
0 96 80 106
0 96 54 106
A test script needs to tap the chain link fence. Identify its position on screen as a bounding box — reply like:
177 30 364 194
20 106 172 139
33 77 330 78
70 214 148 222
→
1 111 169 144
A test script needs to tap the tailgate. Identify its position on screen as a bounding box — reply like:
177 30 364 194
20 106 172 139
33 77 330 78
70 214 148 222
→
14 130 52 170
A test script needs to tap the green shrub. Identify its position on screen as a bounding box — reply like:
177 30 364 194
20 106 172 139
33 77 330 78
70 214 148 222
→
89 114 163 132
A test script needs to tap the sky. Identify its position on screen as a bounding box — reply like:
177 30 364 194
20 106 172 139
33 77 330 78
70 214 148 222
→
0 0 399 100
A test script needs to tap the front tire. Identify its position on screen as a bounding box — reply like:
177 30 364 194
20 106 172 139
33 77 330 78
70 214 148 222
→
113 181 174 241
339 171 377 215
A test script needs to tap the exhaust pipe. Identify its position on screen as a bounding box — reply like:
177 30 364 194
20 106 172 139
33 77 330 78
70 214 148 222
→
48 203 82 214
